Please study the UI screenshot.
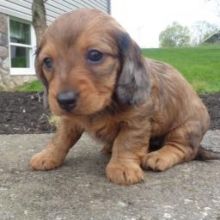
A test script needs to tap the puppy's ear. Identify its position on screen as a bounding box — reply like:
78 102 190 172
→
35 47 48 108
115 33 150 105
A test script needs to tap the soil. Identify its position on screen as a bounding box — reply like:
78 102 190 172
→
0 92 55 134
0 92 219 134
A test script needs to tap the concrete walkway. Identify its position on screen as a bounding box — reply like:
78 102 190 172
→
0 131 220 220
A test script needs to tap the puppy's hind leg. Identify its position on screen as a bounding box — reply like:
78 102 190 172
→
30 118 83 170
142 121 203 171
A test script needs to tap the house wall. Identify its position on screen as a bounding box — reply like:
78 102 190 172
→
204 33 220 44
0 0 110 90
0 13 36 90
0 0 110 23
0 13 9 90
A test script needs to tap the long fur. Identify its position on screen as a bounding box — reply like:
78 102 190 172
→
30 9 219 185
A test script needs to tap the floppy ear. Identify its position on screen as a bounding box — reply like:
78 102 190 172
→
115 33 151 105
35 47 49 108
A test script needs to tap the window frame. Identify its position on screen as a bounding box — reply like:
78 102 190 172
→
8 17 36 75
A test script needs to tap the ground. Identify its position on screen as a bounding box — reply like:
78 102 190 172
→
0 92 220 134
0 132 220 219
0 93 220 219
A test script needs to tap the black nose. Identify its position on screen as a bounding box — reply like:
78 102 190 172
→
57 90 78 111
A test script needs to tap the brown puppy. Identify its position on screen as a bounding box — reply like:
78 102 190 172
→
30 9 219 185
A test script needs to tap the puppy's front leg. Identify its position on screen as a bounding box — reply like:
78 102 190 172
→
106 125 150 185
30 118 83 170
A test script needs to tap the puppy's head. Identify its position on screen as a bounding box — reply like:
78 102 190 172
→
36 9 150 116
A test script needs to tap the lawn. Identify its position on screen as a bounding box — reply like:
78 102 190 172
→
17 79 44 92
142 46 220 94
17 46 220 94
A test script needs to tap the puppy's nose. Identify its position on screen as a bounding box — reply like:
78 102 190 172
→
57 90 78 111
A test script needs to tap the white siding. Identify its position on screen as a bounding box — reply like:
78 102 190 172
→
0 0 110 22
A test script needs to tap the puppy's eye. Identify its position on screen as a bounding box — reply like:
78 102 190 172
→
43 57 53 70
87 50 103 63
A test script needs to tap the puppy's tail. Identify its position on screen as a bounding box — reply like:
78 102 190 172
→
195 145 220 161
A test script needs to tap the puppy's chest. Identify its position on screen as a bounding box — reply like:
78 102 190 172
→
84 116 120 143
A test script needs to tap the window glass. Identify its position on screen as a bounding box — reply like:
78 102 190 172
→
10 20 31 44
10 46 30 68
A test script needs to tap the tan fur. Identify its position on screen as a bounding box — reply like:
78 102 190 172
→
30 9 210 185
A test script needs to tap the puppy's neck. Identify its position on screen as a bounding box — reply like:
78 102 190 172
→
88 100 125 119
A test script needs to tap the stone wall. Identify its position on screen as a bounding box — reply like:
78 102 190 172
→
0 13 36 91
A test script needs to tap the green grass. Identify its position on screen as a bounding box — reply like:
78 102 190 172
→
142 46 220 94
16 46 220 94
16 80 44 92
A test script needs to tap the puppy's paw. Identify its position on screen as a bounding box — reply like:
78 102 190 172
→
106 160 144 185
30 149 64 171
142 151 175 171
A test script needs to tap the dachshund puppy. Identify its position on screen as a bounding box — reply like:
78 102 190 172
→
30 9 220 185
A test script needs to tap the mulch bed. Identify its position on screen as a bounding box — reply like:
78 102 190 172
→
0 92 54 134
0 92 219 134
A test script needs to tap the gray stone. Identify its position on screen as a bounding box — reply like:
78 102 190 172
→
2 57 9 70
0 13 8 33
0 131 220 220
0 46 8 59
0 67 8 75
0 74 37 91
0 33 8 46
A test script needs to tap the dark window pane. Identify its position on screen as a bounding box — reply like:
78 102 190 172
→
10 20 31 44
11 46 30 68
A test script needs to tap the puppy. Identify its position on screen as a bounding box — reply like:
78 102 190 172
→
30 9 220 185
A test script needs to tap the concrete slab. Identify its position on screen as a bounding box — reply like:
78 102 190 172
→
0 131 220 220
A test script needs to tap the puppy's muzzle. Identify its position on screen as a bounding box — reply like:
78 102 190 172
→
57 90 79 112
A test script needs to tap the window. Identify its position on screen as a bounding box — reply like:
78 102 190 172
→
9 18 36 75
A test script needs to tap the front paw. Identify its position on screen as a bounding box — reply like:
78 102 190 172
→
106 160 144 185
142 151 175 171
30 148 64 171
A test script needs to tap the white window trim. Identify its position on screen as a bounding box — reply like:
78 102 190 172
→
8 17 36 76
